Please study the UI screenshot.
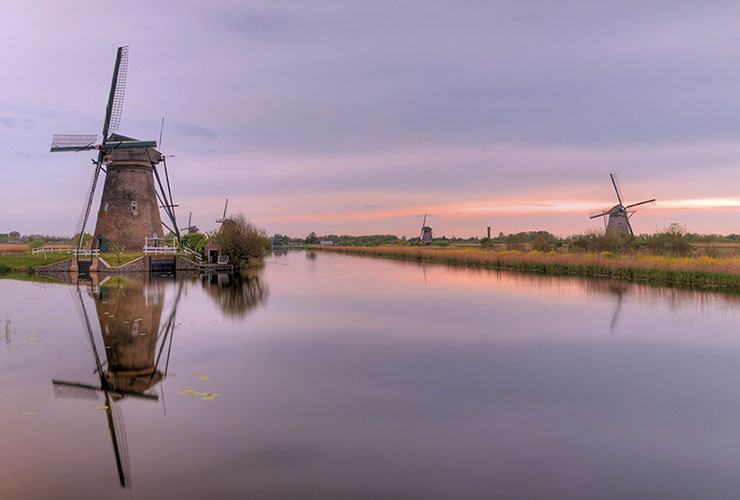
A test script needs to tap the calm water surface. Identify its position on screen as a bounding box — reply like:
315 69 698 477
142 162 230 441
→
3 251 740 499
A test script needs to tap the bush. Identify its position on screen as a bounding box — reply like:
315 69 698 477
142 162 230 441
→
570 228 635 253
215 214 270 266
643 223 691 257
532 235 555 252
182 232 208 254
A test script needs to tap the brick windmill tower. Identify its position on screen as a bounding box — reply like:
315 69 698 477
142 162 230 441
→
50 46 180 253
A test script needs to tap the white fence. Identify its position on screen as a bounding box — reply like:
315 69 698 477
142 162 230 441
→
143 238 203 261
32 246 99 258
31 240 204 262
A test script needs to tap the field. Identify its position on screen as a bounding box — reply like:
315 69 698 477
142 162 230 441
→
0 254 72 274
313 245 740 290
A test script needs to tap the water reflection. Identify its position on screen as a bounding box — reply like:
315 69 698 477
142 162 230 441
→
201 271 269 318
11 252 740 498
52 276 183 488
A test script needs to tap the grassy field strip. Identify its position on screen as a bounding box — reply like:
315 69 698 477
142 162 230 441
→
313 246 740 290
0 254 72 274
97 253 144 266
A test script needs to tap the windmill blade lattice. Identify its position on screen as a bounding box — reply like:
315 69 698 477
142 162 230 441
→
50 134 98 152
105 45 128 138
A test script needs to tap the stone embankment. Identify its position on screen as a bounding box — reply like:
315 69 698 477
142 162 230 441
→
36 255 203 274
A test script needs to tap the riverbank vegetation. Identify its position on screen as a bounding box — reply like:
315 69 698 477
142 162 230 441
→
313 243 740 290
214 214 271 268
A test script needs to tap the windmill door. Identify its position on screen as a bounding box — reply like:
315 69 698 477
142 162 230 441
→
98 237 109 252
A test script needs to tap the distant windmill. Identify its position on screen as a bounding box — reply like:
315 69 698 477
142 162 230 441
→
419 213 434 244
50 45 180 253
215 199 231 225
180 212 199 234
590 174 655 236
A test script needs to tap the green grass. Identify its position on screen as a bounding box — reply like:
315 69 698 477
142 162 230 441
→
0 254 72 273
98 253 144 267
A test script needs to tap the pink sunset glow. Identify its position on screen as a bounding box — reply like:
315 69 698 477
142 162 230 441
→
3 1 740 238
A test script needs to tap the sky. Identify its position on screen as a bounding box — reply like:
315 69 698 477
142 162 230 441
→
3 0 740 239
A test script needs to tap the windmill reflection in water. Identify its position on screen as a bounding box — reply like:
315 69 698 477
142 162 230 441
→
52 277 183 488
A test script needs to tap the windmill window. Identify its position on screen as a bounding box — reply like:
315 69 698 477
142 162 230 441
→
131 201 137 212
104 202 109 212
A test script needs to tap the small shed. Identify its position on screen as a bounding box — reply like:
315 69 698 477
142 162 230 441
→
203 239 229 264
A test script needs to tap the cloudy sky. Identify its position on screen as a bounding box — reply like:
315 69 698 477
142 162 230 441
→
3 0 740 238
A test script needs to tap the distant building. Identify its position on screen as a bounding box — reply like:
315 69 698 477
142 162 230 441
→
319 240 335 246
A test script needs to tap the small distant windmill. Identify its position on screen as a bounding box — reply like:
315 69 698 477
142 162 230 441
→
215 199 231 225
180 212 199 234
590 174 655 236
419 213 434 244
50 46 180 253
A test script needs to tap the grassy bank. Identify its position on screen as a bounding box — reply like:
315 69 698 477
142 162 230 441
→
313 245 740 290
0 254 72 274
98 253 144 266
0 252 144 274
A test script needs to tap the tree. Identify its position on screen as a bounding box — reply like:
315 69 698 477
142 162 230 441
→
214 214 270 266
182 232 208 254
9 231 20 239
72 232 93 247
305 232 319 244
110 244 126 265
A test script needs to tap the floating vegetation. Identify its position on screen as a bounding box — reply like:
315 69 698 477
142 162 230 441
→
196 376 209 381
177 389 221 401
22 411 34 416
95 405 109 411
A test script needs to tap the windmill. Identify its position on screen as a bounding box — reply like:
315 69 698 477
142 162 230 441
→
180 212 199 234
215 199 231 225
590 173 655 236
52 278 182 488
418 213 434 244
50 46 181 254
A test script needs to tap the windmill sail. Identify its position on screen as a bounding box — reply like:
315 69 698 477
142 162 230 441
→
103 46 129 139
50 134 98 152
73 166 103 240
216 199 229 223
590 173 655 236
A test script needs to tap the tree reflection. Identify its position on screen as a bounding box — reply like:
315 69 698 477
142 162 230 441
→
201 270 269 318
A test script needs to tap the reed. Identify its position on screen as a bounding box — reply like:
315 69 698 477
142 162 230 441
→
314 246 740 290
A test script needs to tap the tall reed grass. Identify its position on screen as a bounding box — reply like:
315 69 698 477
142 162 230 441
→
314 246 740 289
